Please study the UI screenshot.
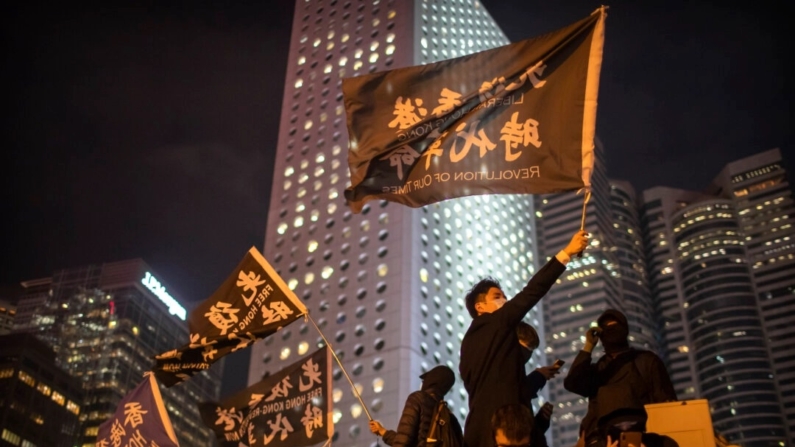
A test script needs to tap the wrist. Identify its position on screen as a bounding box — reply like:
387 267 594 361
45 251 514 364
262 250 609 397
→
583 342 594 352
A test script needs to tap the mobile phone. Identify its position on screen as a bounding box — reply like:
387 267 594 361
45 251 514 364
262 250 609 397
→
553 359 565 368
619 431 643 447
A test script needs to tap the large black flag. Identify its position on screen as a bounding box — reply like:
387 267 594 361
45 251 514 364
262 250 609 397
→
343 8 606 213
154 247 307 387
199 347 333 447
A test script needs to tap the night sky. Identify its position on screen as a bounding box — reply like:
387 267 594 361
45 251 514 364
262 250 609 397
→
3 1 792 396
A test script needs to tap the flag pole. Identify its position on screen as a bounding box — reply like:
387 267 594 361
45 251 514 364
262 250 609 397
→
306 313 374 421
577 189 591 258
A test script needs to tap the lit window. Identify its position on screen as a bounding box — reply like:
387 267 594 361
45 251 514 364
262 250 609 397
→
373 378 384 393
294 78 303 88
333 409 342 423
18 371 35 387
377 264 388 277
294 216 304 228
322 266 334 279
339 56 348 66
298 341 309 355
280 347 291 360
386 44 395 55
351 404 363 418
369 53 379 63
298 56 306 65
305 272 315 285
51 391 65 406
419 268 429 282
333 388 343 403
66 400 80 415
288 279 298 290
304 120 313 130
37 382 51 396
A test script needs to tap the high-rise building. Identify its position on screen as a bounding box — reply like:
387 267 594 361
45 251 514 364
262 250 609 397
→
609 180 660 354
536 140 629 447
13 260 221 447
639 148 794 446
707 148 795 443
0 333 83 447
249 1 549 446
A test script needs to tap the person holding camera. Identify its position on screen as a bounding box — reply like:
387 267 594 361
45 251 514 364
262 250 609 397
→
563 309 676 447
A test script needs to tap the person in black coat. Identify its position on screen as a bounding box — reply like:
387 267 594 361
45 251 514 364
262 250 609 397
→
564 309 677 447
459 230 589 447
369 365 461 447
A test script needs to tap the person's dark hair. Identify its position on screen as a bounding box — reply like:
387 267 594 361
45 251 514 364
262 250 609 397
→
491 404 534 445
465 277 501 318
516 322 539 351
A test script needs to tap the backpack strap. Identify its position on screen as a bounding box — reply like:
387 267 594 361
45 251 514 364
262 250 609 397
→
426 400 446 442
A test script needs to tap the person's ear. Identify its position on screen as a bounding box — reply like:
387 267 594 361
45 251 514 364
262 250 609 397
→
474 301 485 314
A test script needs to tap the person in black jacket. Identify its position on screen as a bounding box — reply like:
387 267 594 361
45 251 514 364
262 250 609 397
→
369 365 461 447
517 322 558 447
563 309 677 447
459 230 589 447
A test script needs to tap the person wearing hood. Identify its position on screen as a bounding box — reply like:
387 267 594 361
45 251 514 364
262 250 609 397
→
369 365 462 447
563 309 677 447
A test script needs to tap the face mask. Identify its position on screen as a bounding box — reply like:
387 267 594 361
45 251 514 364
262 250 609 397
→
600 324 628 344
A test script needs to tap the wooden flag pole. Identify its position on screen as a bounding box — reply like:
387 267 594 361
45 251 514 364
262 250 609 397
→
306 313 374 421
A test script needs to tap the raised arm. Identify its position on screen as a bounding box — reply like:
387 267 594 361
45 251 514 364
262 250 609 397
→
498 230 589 325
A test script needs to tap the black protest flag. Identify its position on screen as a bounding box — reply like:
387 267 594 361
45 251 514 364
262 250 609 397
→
199 347 333 447
342 8 606 213
95 373 179 447
154 247 307 387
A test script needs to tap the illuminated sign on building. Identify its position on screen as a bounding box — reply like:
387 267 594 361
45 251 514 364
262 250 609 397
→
141 272 187 320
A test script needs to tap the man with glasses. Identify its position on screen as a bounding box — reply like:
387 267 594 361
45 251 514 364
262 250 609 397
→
460 230 589 447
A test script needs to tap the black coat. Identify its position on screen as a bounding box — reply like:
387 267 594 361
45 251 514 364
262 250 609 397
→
382 390 446 447
563 348 677 440
459 257 566 447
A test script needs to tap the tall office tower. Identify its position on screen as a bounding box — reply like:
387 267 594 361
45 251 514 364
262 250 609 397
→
0 333 83 447
641 185 788 446
608 180 660 354
707 148 795 444
0 300 15 335
13 260 221 447
250 1 547 446
536 140 625 447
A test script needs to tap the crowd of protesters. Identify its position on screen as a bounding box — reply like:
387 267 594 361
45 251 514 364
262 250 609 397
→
369 230 680 447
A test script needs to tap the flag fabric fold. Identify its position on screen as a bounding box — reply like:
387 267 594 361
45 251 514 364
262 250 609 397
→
342 8 606 213
95 372 179 447
154 247 308 387
199 347 333 447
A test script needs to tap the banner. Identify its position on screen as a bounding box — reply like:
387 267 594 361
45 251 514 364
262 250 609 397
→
199 347 333 447
342 8 606 212
154 247 308 386
95 372 179 447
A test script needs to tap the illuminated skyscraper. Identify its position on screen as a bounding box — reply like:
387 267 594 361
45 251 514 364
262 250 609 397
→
13 260 221 447
535 140 628 447
640 148 793 446
250 1 547 445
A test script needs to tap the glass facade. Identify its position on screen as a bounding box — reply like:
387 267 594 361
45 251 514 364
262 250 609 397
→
13 260 221 447
641 148 793 446
0 333 83 447
536 140 631 447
